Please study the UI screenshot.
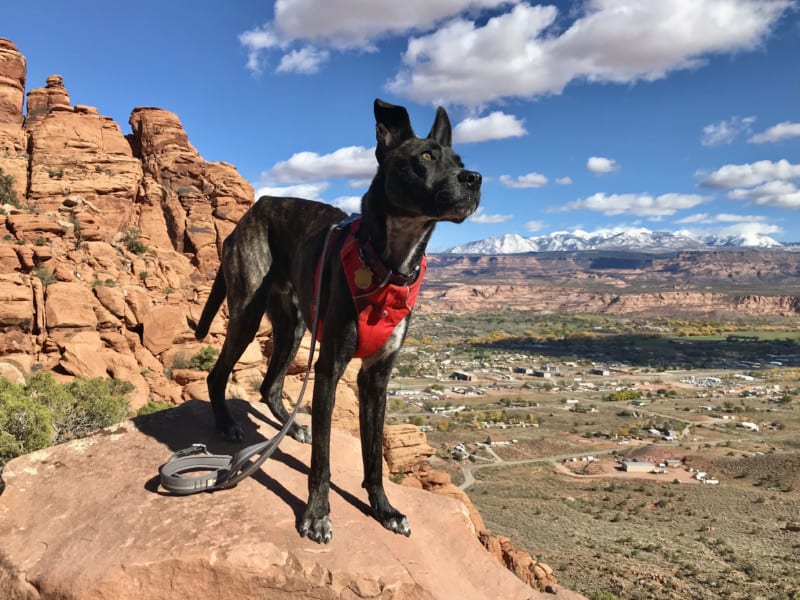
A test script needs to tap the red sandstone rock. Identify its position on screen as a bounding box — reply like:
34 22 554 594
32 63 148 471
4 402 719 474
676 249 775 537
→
0 404 575 600
0 38 27 201
141 304 190 355
44 282 99 330
383 424 436 473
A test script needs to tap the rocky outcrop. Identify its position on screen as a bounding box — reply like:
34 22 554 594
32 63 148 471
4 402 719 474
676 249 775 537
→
0 39 27 202
383 424 435 473
0 402 585 600
129 107 252 274
0 38 261 411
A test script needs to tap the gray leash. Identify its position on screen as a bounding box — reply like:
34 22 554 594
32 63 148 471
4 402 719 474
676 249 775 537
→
159 217 354 495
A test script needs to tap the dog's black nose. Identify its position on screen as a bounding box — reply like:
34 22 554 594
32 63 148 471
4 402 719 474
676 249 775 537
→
458 170 482 190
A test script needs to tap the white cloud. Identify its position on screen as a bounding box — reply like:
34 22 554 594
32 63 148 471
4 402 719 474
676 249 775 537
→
332 195 362 214
555 176 572 185
715 221 782 236
254 182 329 200
452 111 527 144
587 156 618 174
699 160 800 209
698 159 800 189
558 192 707 217
714 213 768 223
239 28 281 74
388 0 792 105
469 207 514 224
728 180 800 208
749 121 800 144
676 212 767 224
240 0 509 73
675 212 712 224
263 145 376 183
276 46 330 74
499 172 548 188
525 220 545 232
701 115 756 146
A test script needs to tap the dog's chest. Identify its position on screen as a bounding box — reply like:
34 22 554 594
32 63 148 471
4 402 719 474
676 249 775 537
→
314 219 425 359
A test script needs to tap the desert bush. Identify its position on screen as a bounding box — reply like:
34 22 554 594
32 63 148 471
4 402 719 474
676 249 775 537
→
33 266 57 287
136 400 173 417
185 346 220 371
124 227 147 255
0 373 132 466
0 168 20 207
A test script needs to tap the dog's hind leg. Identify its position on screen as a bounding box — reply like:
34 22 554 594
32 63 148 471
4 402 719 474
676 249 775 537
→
207 298 264 442
259 285 311 443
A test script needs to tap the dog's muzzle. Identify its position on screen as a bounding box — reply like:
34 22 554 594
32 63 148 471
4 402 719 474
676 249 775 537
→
443 169 481 222
458 169 482 191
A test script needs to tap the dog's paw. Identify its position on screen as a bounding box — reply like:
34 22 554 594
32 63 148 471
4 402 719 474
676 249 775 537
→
299 514 333 544
381 513 411 537
218 422 244 443
290 424 312 444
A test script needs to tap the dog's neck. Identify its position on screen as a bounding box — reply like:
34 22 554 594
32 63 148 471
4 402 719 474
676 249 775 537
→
360 190 433 276
382 216 434 276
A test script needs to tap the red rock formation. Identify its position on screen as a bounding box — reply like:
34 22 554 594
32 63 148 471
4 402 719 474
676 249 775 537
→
0 38 27 202
128 107 252 274
0 405 588 600
383 423 435 473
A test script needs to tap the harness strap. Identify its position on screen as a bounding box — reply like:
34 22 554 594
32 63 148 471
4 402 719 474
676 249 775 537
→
158 217 351 495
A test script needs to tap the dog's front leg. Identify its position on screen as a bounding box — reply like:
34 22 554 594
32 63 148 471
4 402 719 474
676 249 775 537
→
298 348 347 544
358 353 411 537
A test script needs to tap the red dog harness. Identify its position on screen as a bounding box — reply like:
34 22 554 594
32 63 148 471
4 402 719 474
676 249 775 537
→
314 217 426 358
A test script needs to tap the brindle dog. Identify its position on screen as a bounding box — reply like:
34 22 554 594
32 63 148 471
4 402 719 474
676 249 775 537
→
194 99 481 543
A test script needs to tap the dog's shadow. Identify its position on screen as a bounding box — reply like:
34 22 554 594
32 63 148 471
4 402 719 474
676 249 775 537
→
134 399 371 525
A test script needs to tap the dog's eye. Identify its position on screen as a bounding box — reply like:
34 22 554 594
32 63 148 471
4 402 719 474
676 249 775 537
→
421 151 433 161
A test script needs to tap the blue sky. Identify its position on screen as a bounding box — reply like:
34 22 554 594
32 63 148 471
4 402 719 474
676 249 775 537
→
4 1 799 250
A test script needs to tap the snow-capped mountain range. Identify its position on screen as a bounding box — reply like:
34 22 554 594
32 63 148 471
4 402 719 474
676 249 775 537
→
446 228 790 254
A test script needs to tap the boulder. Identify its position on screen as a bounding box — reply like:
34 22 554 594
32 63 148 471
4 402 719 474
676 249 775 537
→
141 304 189 355
479 532 560 592
0 402 577 599
55 330 107 378
383 424 435 474
44 281 98 330
0 273 33 329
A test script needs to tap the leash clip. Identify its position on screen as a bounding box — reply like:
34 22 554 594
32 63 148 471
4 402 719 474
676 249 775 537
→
170 443 209 460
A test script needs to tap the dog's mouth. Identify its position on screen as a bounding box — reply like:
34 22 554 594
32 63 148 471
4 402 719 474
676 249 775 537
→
440 194 480 223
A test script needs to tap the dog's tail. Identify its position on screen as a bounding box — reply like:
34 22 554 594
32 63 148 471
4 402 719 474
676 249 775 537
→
194 270 226 340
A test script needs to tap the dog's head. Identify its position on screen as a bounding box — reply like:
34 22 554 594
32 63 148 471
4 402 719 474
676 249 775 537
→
372 99 481 224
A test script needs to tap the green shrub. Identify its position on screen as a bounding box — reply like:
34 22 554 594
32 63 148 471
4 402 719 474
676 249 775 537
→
0 167 21 208
124 227 147 255
0 379 54 464
0 373 132 466
136 400 173 417
33 266 57 287
183 346 219 372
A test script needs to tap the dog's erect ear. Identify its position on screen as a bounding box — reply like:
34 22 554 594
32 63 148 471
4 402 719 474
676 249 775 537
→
427 106 452 148
375 99 415 162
